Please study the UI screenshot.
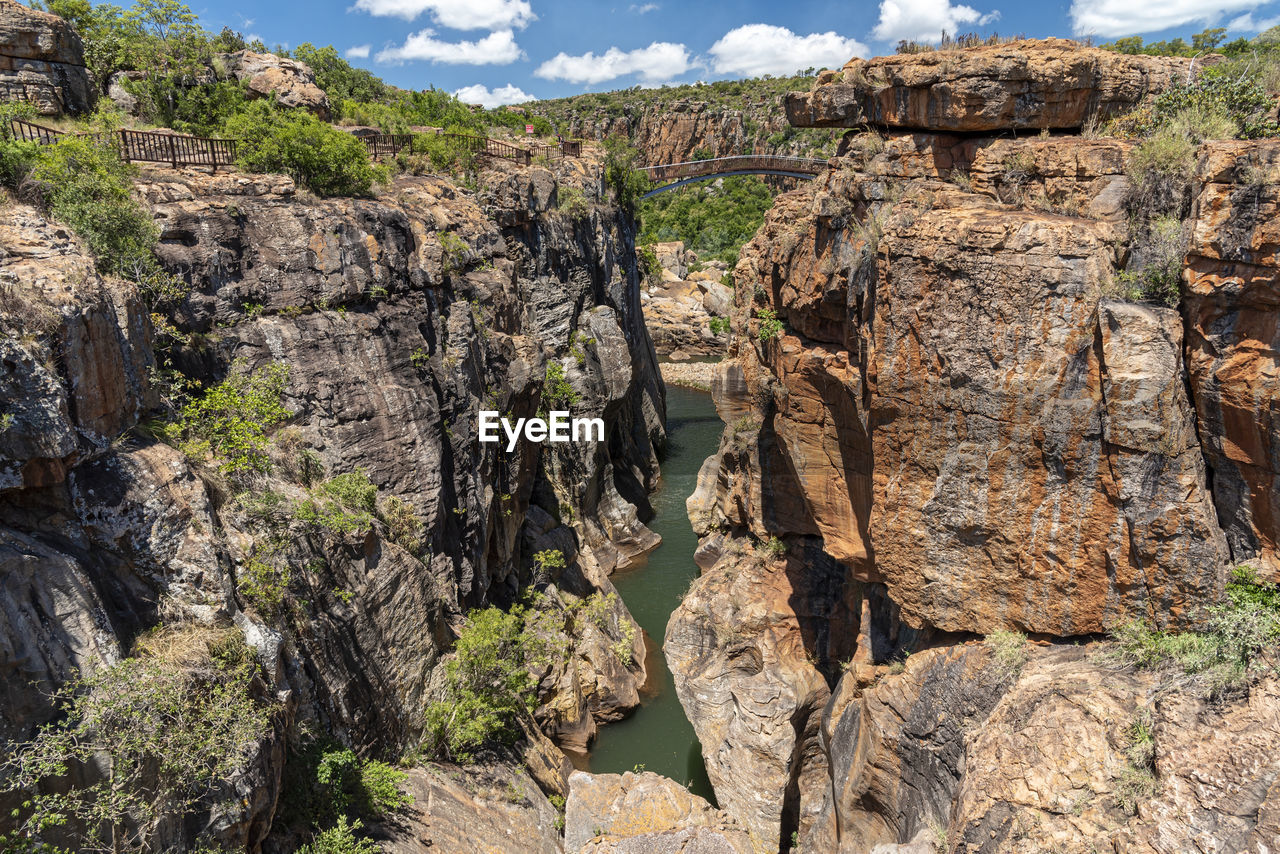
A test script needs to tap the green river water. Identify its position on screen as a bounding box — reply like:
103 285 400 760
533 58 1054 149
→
585 384 721 802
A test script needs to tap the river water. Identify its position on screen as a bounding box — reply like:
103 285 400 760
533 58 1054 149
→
585 384 721 801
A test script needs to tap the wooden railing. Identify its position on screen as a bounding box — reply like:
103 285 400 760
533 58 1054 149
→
9 118 581 174
8 119 238 170
118 129 237 168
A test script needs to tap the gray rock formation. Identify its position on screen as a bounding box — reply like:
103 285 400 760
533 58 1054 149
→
0 0 92 114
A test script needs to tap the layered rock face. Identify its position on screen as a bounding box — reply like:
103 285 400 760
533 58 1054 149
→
215 50 331 118
0 153 664 847
787 39 1204 132
670 39 1280 852
0 0 92 114
641 240 731 361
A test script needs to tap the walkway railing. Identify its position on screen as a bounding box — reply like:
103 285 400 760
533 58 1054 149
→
10 118 582 173
8 119 238 170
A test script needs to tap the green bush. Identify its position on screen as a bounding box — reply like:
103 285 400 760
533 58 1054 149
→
603 136 651 211
315 748 410 817
423 606 544 762
557 185 591 219
756 307 783 342
240 555 291 616
225 100 385 197
541 361 580 412
127 75 250 136
1107 566 1280 695
0 102 38 188
407 128 478 175
637 243 662 287
298 816 380 854
26 133 161 280
171 361 291 477
1111 215 1185 306
1 626 271 853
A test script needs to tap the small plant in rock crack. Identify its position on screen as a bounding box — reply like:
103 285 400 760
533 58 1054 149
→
984 629 1028 680
756 307 784 342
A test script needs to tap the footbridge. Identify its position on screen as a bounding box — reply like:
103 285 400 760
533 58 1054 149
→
640 155 828 198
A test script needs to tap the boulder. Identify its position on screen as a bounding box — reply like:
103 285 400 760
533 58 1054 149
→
216 50 330 118
786 38 1202 132
565 770 755 854
377 763 563 854
0 0 92 114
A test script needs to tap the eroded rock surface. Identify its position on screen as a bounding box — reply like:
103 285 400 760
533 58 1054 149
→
787 39 1203 132
0 0 92 114
566 770 754 854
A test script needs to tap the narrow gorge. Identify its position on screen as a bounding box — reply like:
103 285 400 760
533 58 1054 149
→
1 6 1279 854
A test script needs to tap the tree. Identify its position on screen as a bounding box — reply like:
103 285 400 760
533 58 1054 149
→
1192 28 1227 53
1 627 272 854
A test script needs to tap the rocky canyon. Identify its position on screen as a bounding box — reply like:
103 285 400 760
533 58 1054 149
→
1 6 1279 854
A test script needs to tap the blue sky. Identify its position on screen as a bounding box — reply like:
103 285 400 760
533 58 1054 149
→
187 0 1280 105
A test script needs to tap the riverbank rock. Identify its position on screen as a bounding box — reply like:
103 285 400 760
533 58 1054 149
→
787 39 1203 132
376 762 562 854
565 770 755 854
0 0 92 114
664 542 858 850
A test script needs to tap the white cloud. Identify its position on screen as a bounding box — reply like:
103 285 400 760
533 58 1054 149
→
709 24 868 77
629 3 659 12
535 41 691 84
1070 0 1267 37
1228 11 1280 32
454 82 533 107
376 29 524 64
346 44 371 58
871 0 999 43
350 0 535 30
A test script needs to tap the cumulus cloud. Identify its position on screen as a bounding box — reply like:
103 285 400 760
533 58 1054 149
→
1070 0 1267 37
535 41 691 84
454 82 533 107
376 29 524 64
351 0 535 30
345 44 371 59
709 24 868 77
871 0 999 43
1229 11 1280 31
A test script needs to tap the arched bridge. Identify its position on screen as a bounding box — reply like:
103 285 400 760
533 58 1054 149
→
640 155 828 198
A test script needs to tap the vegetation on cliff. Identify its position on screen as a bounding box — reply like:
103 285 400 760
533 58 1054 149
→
639 175 774 266
1 626 274 854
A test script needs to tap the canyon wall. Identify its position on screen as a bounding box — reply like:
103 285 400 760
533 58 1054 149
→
0 153 663 848
668 39 1280 853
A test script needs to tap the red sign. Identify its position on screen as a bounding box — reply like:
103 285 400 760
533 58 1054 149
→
525 124 535 135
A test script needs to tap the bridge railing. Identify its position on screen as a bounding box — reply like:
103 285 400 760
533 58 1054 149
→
641 155 828 182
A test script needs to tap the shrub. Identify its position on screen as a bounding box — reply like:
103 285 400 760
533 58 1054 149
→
1 625 272 853
709 316 731 335
0 102 38 188
603 136 651 211
1111 215 1186 306
637 243 662 287
533 548 566 579
240 555 291 616
423 606 543 762
557 185 591 219
379 494 424 555
541 361 580 412
225 100 385 197
127 76 250 136
315 748 410 817
756 307 783 342
26 133 161 280
408 128 478 175
298 816 380 854
171 362 291 477
1106 566 1280 695
296 472 379 537
983 630 1028 679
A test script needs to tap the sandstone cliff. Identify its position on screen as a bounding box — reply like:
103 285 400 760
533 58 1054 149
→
0 0 92 114
669 39 1280 853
